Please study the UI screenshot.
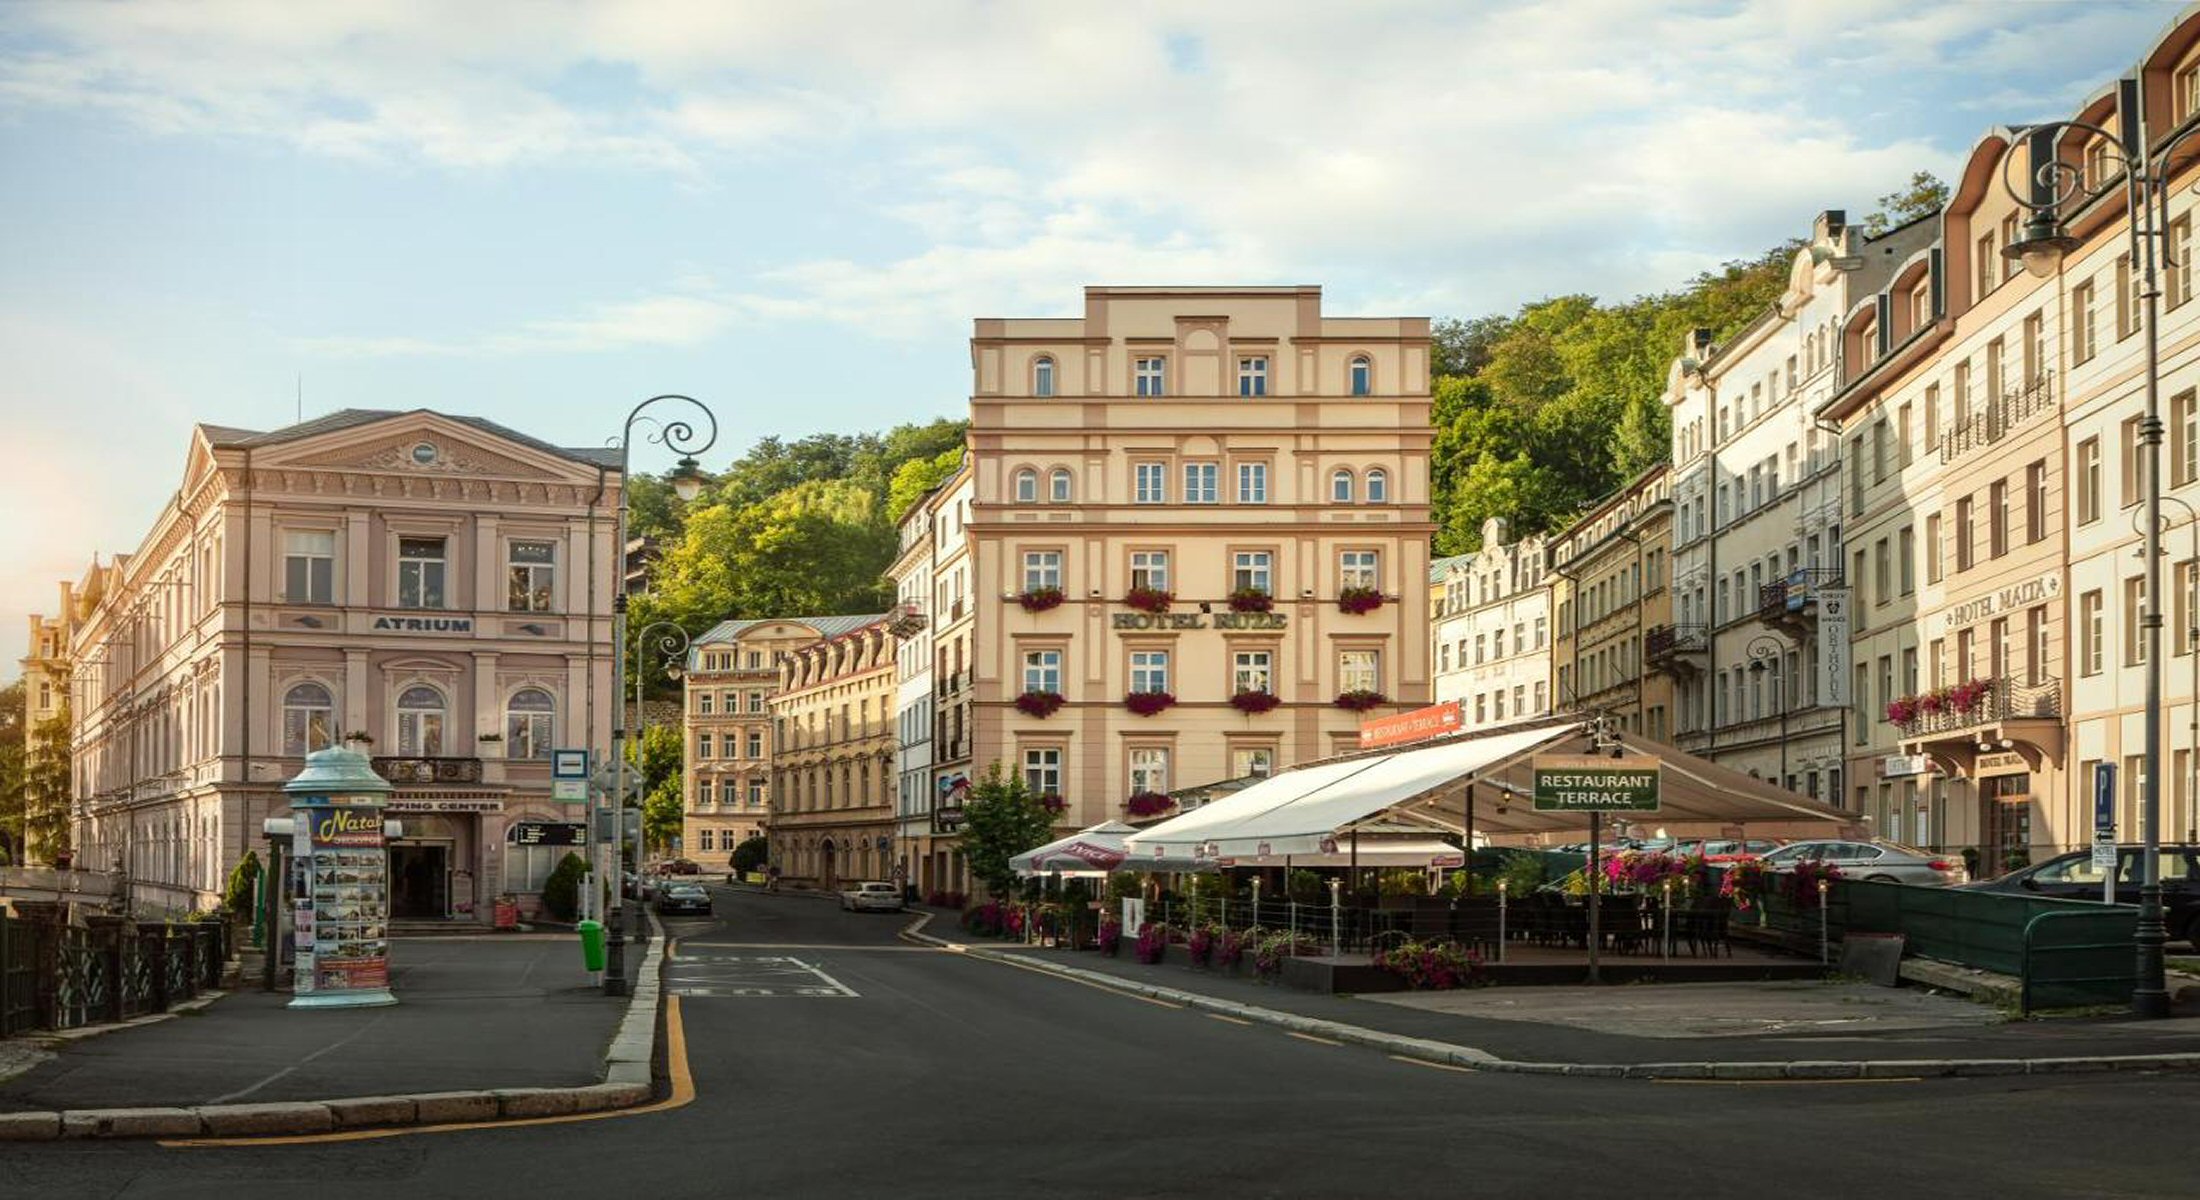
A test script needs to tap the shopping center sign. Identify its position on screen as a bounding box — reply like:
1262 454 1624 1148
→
1530 754 1662 812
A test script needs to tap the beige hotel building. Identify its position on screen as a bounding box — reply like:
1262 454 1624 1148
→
932 285 1433 872
65 409 621 919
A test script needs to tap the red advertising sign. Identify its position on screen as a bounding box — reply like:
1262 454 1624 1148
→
1357 701 1464 750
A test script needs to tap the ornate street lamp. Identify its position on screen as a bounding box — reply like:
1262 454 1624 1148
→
603 396 717 997
1746 635 1789 789
2000 80 2177 1016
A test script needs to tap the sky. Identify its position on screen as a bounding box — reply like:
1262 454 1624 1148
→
0 0 2182 681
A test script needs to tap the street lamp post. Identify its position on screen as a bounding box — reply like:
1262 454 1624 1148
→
603 397 715 998
2002 80 2180 1016
2135 496 2200 847
1746 635 1788 788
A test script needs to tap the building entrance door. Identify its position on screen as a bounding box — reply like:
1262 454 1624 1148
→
390 843 451 919
1980 774 2033 872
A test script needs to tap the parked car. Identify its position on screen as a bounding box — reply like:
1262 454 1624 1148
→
1673 838 1786 863
654 882 714 916
1756 839 1968 886
1960 845 2200 946
841 881 904 913
662 859 702 876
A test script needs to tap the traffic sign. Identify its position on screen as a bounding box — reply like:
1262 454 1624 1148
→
553 749 590 779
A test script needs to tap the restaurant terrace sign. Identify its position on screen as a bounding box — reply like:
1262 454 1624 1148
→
1110 611 1288 631
1531 754 1662 813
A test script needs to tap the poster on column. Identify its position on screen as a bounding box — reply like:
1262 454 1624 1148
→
1817 587 1852 706
304 806 391 994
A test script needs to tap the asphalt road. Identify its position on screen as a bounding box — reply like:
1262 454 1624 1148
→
7 885 2200 1200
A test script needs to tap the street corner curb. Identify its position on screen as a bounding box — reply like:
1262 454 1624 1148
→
0 1111 62 1141
1624 1063 1713 1079
194 1101 335 1137
409 1091 499 1123
1782 1061 1865 1080
494 1088 582 1119
1708 1062 1789 1081
566 1082 651 1113
59 1107 203 1139
325 1096 417 1128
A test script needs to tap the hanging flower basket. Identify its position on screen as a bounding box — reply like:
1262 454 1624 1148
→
1014 690 1066 718
1333 689 1387 713
1125 791 1175 818
1017 586 1066 613
1124 690 1177 717
1337 586 1384 615
1230 689 1282 715
1918 690 1947 715
1227 588 1274 613
1123 586 1174 614
1037 792 1068 815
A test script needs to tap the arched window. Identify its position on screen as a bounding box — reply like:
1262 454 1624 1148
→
1365 468 1389 503
1331 469 1355 503
1033 356 1056 397
505 687 555 759
1049 468 1072 503
1014 469 1038 503
1349 355 1372 397
396 685 446 756
282 682 333 755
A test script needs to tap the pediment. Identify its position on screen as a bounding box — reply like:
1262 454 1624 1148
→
256 414 595 483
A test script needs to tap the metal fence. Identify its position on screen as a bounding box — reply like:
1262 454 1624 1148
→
0 910 228 1037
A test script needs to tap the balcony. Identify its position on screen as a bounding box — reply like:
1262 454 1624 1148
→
1937 371 2056 466
887 604 928 639
372 756 484 785
1757 568 1843 639
1645 623 1707 680
1892 677 2064 773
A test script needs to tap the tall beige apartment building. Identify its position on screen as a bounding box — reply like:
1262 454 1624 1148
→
19 575 100 864
935 286 1431 875
1551 465 1673 741
1430 518 1551 725
64 409 621 918
769 618 896 888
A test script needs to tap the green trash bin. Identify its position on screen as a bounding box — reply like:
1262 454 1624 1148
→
577 919 606 972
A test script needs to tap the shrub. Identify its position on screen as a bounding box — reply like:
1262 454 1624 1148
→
1254 929 1320 978
730 836 769 873
1498 851 1547 897
1218 928 1247 969
963 901 1007 936
1105 871 1143 902
1187 925 1217 966
223 849 262 916
1286 868 1326 904
540 852 588 921
1376 869 1426 899
1785 860 1843 908
1373 938 1488 989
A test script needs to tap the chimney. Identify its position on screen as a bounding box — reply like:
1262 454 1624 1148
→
1814 209 1847 244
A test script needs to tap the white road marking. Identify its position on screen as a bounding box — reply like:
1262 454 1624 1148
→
668 953 859 999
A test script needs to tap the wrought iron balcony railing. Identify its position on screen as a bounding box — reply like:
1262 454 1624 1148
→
1645 623 1707 659
372 756 485 785
1757 568 1845 621
1937 371 2057 466
1892 677 2061 739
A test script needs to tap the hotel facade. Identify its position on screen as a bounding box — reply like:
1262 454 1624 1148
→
63 409 622 919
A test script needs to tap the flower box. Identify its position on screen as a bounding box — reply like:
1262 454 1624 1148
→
1230 689 1282 715
1017 586 1066 613
1014 690 1066 718
1227 588 1274 613
1124 690 1177 717
1123 586 1174 614
1333 689 1387 712
1336 586 1384 615
1037 792 1068 815
1125 791 1175 818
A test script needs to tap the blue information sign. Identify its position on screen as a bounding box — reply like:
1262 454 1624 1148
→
2093 762 2117 837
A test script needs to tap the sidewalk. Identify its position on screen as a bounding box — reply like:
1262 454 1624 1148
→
0 932 642 1112
928 927 2200 1074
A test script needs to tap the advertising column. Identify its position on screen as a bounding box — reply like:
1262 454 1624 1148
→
285 745 399 1009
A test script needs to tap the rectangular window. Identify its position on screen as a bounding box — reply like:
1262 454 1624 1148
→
2127 577 2149 666
1232 747 1276 778
1975 232 1996 299
2000 213 2020 282
283 530 335 605
696 732 713 760
1232 551 1273 594
749 691 765 714
1339 649 1380 694
1339 550 1378 590
1237 356 1269 397
1021 649 1061 694
2025 460 2047 544
2073 280 2097 365
1130 649 1170 694
1183 462 1218 504
2173 218 2194 309
2122 416 2145 508
1134 462 1168 504
397 537 446 609
2028 605 2050 685
2081 589 2104 676
1954 496 1973 572
1130 550 1171 591
2183 561 2200 661
1929 638 1946 689
1021 550 1062 592
507 539 556 612
1896 403 1913 468
1236 462 1268 503
2118 255 2140 339
697 692 713 716
1924 383 1940 448
1989 480 2009 558
1898 525 1915 596
1926 512 1943 583
2078 437 2102 525
1128 747 1170 795
2178 390 2199 488
2022 311 2046 387
1135 357 1166 397
1874 538 1891 606
1232 650 1274 695
746 729 762 758
1022 748 1062 797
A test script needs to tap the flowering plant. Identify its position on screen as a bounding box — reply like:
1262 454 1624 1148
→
1123 586 1174 614
1097 918 1123 956
1037 792 1067 815
1885 696 1919 725
1253 929 1320 979
1947 677 1993 714
1134 922 1167 964
1017 586 1066 613
1227 587 1275 613
1333 689 1387 713
1786 859 1843 908
1230 689 1282 715
1125 791 1175 819
1218 928 1247 969
1720 859 1772 911
1372 937 1488 990
1336 586 1384 615
1187 925 1216 966
1918 691 1946 715
1014 690 1066 718
1124 690 1177 716
962 901 1007 936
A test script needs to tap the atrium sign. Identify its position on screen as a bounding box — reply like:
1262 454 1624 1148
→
371 615 474 633
1111 611 1288 631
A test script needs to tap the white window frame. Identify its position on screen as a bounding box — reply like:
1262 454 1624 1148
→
1232 550 1273 594
1236 462 1268 504
1331 469 1354 503
1340 649 1380 694
1349 356 1371 396
1184 462 1218 504
1022 747 1063 796
1022 550 1062 592
1365 469 1389 503
1340 550 1378 590
1237 356 1268 397
1033 356 1056 397
1130 649 1170 693
1232 649 1274 694
396 685 447 756
283 530 335 605
1134 462 1168 503
1014 469 1038 504
1129 747 1170 795
1130 550 1170 590
1021 649 1062 694
1135 357 1166 397
397 536 447 609
507 539 556 613
1049 468 1072 503
282 682 334 755
505 687 555 759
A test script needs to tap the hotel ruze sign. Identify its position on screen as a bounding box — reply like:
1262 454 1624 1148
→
1110 612 1288 631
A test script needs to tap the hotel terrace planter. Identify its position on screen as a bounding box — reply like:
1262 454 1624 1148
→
1122 586 1174 615
1230 689 1282 715
1015 690 1066 719
1016 587 1066 613
1227 588 1275 614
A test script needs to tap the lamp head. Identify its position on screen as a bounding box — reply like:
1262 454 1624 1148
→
2003 210 2079 280
670 456 705 502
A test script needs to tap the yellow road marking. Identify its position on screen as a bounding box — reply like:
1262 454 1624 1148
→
1654 1076 1921 1086
1206 1013 1253 1027
1389 1055 1477 1074
1287 1031 1343 1047
161 987 694 1147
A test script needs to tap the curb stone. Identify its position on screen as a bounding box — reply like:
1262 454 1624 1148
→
0 911 671 1141
900 917 2200 1084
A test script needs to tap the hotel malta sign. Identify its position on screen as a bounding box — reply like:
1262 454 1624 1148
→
1937 571 2062 636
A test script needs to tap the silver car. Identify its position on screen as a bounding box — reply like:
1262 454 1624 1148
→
840 881 904 913
1757 839 1968 887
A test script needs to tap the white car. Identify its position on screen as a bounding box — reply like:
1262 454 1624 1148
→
841 881 904 913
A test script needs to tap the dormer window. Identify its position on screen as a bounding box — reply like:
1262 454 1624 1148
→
1033 356 1056 398
1014 469 1038 504
1349 356 1372 397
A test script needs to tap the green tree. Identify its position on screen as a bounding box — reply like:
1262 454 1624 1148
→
0 680 24 866
1860 171 1950 236
23 704 70 862
641 775 684 854
887 446 964 521
959 761 1056 900
730 835 769 873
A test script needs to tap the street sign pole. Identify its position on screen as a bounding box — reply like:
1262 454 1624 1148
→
2095 761 2119 904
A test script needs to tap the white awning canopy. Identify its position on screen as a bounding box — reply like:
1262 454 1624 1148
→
1010 820 1215 875
1124 719 1851 861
